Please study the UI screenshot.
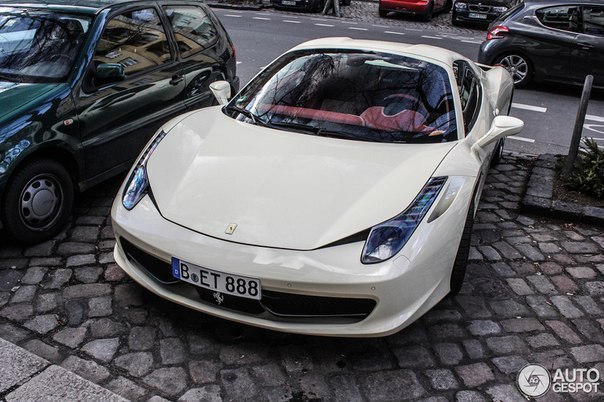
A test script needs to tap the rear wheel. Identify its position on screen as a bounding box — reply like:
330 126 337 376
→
497 53 533 88
379 8 388 17
1 159 74 244
422 1 434 21
449 201 474 296
442 0 452 13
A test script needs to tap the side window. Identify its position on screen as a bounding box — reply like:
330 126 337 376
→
536 6 582 33
93 8 171 77
163 6 218 58
583 5 604 36
453 60 481 135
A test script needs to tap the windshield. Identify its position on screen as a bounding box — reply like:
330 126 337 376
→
227 50 457 144
0 8 91 83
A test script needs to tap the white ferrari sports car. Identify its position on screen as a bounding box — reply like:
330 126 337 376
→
112 38 523 337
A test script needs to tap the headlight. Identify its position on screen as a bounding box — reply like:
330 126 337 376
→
493 6 507 13
361 177 447 264
455 2 467 10
122 130 168 210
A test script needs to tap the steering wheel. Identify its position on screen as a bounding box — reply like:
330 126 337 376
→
382 93 424 117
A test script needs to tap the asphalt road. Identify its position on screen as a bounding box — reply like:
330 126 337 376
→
215 8 604 155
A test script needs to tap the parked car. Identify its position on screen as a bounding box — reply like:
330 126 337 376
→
478 0 604 87
379 0 452 21
111 38 523 337
0 0 239 243
273 0 351 13
452 0 520 26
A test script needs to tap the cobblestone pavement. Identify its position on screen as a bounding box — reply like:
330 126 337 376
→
2 152 604 401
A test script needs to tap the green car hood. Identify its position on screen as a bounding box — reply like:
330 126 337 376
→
0 81 61 120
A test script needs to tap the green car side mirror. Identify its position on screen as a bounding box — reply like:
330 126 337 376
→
95 63 125 85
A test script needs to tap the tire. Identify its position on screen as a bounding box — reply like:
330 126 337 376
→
422 1 434 21
451 11 461 26
449 201 474 296
379 8 388 18
342 0 351 6
442 0 452 13
496 53 533 88
1 158 74 244
490 138 505 167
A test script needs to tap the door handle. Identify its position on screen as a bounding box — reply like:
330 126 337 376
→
169 75 184 85
577 42 594 50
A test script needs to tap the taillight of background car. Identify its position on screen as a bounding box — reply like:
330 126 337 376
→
487 25 509 40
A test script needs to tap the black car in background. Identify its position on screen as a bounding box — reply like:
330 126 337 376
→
452 0 520 26
0 0 238 243
478 0 604 87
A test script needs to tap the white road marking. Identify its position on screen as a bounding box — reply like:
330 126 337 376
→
462 39 483 44
384 31 405 36
224 14 242 18
512 103 547 113
584 124 604 135
340 21 358 24
405 28 422 31
371 24 389 28
421 35 443 40
236 61 242 65
348 27 368 31
315 23 334 27
508 136 536 143
586 114 604 122
283 20 301 23
311 18 329 21
253 17 271 20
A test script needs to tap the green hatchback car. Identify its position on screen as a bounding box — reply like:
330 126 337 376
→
0 0 238 243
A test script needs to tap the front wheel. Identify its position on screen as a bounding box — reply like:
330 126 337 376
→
449 201 474 296
1 159 74 244
490 138 505 167
497 53 533 88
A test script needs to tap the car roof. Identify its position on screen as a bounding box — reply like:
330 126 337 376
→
0 0 200 15
523 0 603 7
291 37 468 68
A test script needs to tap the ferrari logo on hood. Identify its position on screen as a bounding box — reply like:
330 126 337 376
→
225 223 238 235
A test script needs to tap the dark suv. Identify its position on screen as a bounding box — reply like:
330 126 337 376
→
452 0 520 26
0 0 238 243
478 0 604 87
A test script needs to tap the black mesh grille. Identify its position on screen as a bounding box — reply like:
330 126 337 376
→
120 238 376 323
120 238 177 284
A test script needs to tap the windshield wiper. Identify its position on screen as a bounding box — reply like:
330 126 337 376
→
224 105 266 126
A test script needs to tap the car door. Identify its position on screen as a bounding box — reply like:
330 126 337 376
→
76 6 186 182
575 4 604 86
162 4 230 111
532 5 582 83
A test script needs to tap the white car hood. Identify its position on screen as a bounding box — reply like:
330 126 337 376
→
147 108 456 250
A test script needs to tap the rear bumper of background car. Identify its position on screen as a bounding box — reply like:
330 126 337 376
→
111 187 470 337
379 0 430 14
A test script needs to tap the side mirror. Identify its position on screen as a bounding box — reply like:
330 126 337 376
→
210 80 231 105
95 63 125 85
472 116 524 153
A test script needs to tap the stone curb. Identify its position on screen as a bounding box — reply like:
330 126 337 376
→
0 337 127 401
521 153 604 225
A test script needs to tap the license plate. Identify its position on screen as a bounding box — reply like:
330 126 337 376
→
171 258 261 300
468 12 488 19
282 0 296 4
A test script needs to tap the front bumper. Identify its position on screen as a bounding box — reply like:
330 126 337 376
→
111 184 469 336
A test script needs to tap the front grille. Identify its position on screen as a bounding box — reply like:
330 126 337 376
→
120 238 177 284
468 4 492 12
121 238 377 323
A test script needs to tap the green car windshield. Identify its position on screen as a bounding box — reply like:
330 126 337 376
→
227 49 458 144
0 8 91 83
